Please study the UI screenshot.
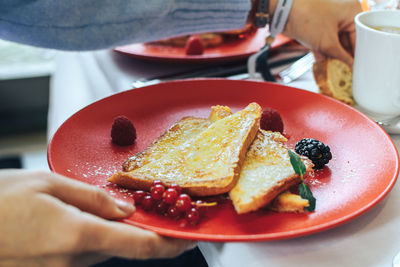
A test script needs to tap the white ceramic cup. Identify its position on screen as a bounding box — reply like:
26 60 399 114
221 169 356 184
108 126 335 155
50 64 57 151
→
353 10 400 123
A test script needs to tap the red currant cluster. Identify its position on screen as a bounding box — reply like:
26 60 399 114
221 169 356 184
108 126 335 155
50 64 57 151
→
133 180 215 225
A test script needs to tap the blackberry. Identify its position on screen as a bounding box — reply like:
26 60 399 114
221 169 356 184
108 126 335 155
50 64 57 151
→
295 138 332 169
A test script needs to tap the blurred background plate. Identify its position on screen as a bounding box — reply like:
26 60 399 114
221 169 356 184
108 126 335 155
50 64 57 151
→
114 30 291 63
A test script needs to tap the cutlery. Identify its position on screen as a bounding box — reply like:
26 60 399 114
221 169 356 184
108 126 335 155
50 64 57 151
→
131 53 307 88
229 52 315 82
278 52 315 83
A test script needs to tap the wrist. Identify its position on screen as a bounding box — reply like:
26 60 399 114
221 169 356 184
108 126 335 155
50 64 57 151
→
269 0 294 37
269 0 278 17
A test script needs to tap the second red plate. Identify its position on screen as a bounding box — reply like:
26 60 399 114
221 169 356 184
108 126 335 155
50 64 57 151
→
114 31 291 63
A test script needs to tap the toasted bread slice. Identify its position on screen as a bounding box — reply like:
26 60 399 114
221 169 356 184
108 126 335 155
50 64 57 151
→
313 59 354 105
108 103 261 196
229 130 314 214
122 117 211 172
122 106 232 172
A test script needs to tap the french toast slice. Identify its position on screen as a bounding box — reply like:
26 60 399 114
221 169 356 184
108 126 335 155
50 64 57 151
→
108 103 261 196
122 117 211 172
229 130 314 214
122 105 232 172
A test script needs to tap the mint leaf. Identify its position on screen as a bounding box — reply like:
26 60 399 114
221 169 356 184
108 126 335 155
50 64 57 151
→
288 150 306 177
299 182 316 212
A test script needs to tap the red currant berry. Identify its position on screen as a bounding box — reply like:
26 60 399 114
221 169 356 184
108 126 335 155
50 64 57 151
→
133 190 146 205
141 195 154 211
169 183 182 195
155 200 169 214
185 207 200 225
150 180 165 191
175 194 192 212
163 188 178 205
167 206 181 219
150 184 165 200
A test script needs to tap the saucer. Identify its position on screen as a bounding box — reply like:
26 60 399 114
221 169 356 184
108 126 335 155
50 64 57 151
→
354 104 400 135
376 118 400 135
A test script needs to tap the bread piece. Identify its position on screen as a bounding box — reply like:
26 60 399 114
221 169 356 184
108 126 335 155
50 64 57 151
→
229 130 314 214
122 106 232 172
269 191 309 213
122 117 211 172
108 103 261 196
313 59 354 105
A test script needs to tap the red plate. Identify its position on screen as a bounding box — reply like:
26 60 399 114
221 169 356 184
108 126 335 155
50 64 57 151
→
48 79 399 242
114 30 291 63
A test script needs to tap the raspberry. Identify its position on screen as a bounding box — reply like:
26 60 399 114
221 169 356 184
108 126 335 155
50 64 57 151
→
111 116 136 146
260 108 284 133
295 138 332 169
185 36 204 55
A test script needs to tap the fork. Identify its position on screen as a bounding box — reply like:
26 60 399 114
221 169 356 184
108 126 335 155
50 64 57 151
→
278 52 315 83
236 51 315 83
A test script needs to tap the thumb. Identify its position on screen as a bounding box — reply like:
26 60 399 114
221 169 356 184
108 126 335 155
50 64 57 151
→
45 173 135 219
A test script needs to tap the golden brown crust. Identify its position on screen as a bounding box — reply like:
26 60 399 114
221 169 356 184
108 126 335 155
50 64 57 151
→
107 171 235 196
313 60 330 94
313 59 354 106
233 175 302 214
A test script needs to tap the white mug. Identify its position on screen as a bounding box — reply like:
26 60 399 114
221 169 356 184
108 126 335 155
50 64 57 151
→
353 10 400 124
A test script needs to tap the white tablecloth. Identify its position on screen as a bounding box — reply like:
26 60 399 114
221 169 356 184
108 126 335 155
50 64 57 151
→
48 50 400 267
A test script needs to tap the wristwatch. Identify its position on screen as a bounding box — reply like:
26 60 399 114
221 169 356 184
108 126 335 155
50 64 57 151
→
253 0 270 28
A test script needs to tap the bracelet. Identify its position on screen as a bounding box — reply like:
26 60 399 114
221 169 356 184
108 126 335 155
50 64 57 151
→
253 0 270 28
269 0 294 37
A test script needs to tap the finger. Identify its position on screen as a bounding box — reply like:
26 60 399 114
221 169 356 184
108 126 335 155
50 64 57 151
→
45 173 135 219
349 31 356 56
0 254 109 267
321 37 354 67
312 50 326 62
80 217 196 259
339 32 353 56
70 253 111 267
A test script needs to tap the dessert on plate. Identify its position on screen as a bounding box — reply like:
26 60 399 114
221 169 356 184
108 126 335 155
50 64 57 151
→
109 103 327 223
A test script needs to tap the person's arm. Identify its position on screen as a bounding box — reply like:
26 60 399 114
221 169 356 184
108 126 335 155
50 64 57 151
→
0 0 251 50
0 169 195 266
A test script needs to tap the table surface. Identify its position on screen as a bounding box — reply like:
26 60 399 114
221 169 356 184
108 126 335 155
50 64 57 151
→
48 49 400 267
